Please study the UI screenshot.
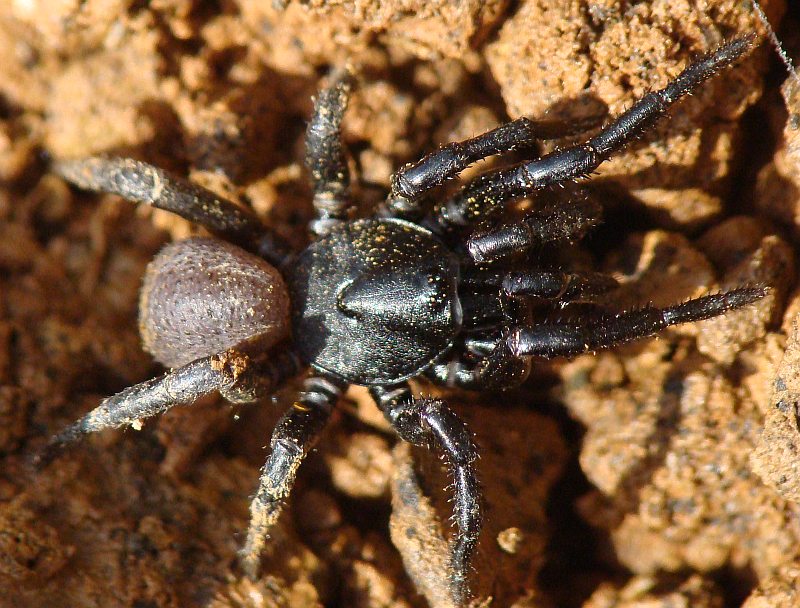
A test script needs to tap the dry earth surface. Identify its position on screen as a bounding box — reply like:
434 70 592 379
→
1 1 800 606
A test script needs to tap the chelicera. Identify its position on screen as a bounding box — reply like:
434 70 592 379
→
43 36 763 603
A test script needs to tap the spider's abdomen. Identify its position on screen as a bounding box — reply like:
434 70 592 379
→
139 237 290 368
289 218 462 385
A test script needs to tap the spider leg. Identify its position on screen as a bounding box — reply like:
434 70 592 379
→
54 157 292 266
425 358 482 389
458 288 507 329
463 265 614 298
426 348 532 391
36 348 301 467
240 374 345 579
502 270 619 302
459 270 615 333
305 70 354 236
426 35 755 231
371 384 481 604
428 343 532 391
476 287 767 388
387 111 606 217
434 267 621 389
459 266 618 328
466 196 602 262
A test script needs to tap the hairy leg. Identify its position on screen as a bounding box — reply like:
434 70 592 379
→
37 348 301 467
387 111 606 217
371 384 481 604
466 196 602 262
305 70 354 236
475 288 766 388
55 157 292 266
240 374 346 578
426 36 755 231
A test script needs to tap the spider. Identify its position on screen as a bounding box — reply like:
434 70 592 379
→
41 35 763 603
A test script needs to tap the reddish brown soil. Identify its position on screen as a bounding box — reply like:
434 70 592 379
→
1 1 800 606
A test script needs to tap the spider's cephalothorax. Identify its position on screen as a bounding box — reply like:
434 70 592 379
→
44 36 764 604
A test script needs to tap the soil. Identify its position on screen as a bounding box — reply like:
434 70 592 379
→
1 1 800 607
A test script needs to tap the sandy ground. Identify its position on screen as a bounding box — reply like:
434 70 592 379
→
1 1 800 606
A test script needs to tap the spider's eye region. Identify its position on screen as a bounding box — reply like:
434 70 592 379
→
337 266 453 331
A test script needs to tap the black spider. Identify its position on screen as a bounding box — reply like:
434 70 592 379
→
41 35 763 603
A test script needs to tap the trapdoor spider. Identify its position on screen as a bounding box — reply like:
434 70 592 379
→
43 36 763 603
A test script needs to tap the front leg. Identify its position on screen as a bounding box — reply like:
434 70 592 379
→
503 287 767 359
469 288 767 390
387 111 606 217
426 36 755 230
371 384 481 605
466 196 602 262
